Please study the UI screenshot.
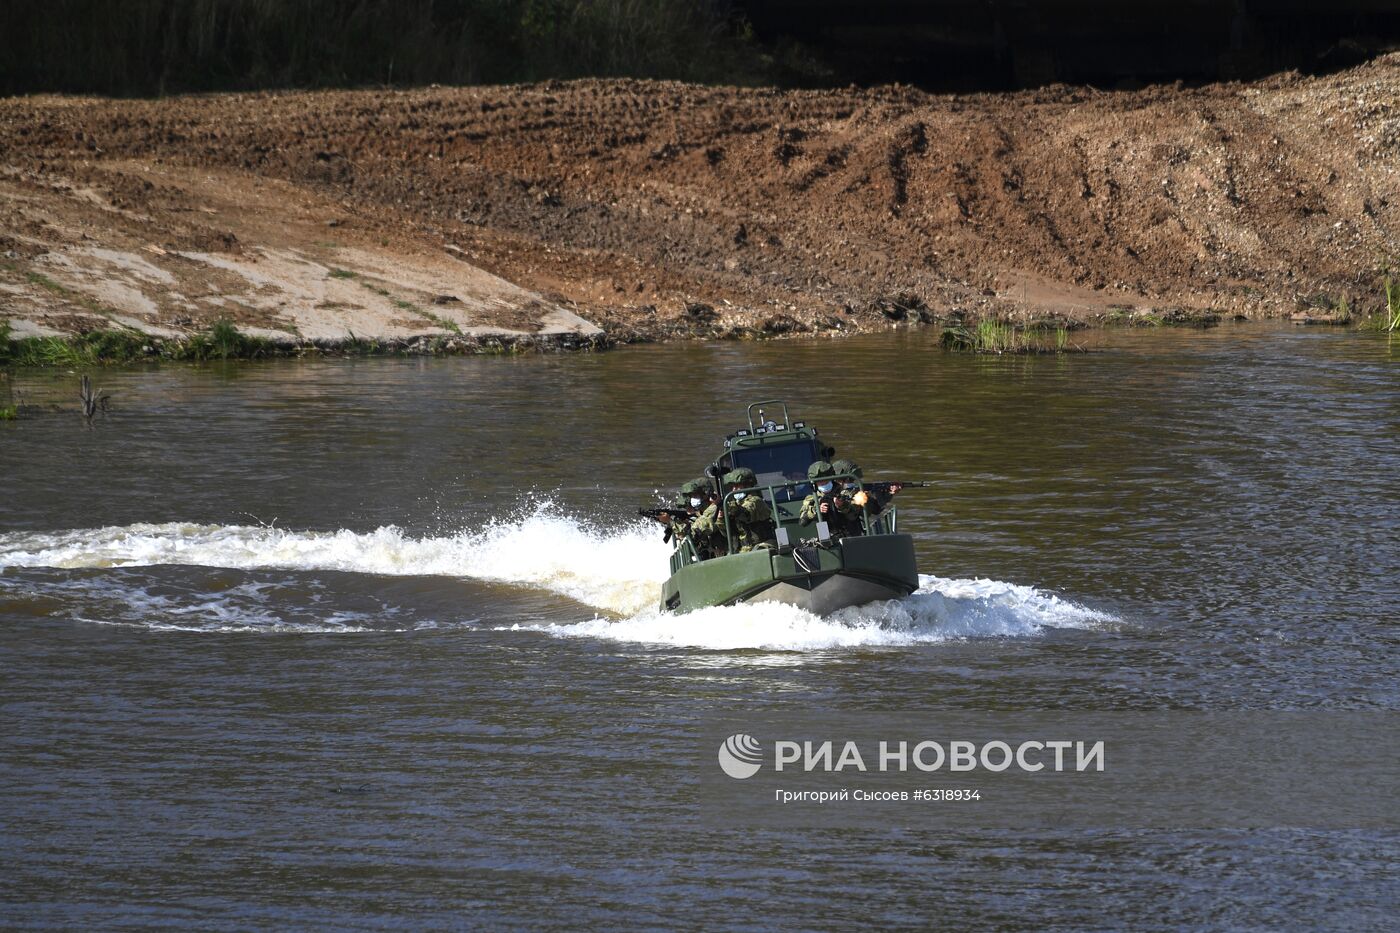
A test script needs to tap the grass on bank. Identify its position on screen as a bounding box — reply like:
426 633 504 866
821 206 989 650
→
0 352 15 419
941 320 1080 354
1361 275 1400 332
1 319 276 366
1334 295 1353 324
0 318 587 367
1294 291 1353 324
1320 272 1400 332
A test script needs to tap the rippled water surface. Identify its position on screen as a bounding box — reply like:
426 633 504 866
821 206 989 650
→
2 326 1397 929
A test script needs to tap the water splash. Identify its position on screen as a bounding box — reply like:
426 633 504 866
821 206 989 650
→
0 504 1116 644
0 572 434 634
0 502 669 616
517 574 1115 651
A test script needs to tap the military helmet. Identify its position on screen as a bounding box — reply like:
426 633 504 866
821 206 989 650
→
831 458 863 479
807 460 835 480
723 467 756 488
679 477 708 496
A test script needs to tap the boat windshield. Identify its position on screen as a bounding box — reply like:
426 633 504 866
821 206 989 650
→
731 440 820 501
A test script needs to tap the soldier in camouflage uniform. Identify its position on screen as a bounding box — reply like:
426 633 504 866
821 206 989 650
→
830 459 862 495
692 467 774 553
800 461 863 536
647 477 712 545
831 458 902 522
678 477 714 514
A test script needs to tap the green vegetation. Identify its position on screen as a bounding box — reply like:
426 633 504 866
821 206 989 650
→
4 0 769 96
1334 295 1353 324
0 316 597 367
1103 306 1161 325
1 320 274 366
1361 274 1400 333
1295 291 1353 324
328 268 357 279
1104 306 1223 327
24 270 69 296
356 279 392 299
941 320 1082 355
0 358 14 419
423 312 464 334
340 333 386 356
183 318 276 360
5 330 151 366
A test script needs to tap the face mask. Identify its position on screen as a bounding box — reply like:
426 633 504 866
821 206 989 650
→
731 490 745 501
817 481 834 494
689 497 703 508
843 482 858 492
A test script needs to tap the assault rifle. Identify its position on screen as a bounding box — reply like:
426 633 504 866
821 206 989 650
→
858 480 929 498
815 494 860 536
638 506 690 521
847 481 929 518
638 506 695 544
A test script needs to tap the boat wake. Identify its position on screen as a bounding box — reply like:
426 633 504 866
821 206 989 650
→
0 502 668 617
518 575 1115 650
0 503 1117 644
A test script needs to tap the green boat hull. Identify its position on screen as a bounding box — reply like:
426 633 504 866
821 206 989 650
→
659 533 919 615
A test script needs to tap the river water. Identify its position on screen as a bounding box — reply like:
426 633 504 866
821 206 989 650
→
2 325 1397 929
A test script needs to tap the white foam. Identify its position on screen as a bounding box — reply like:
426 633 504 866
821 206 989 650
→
0 573 421 634
75 615 389 635
516 574 1116 650
0 503 670 616
0 507 1116 646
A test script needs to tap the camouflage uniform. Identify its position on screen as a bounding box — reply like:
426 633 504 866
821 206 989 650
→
834 458 901 525
800 461 863 535
664 478 713 545
831 458 883 519
690 501 725 555
693 467 774 552
684 476 714 508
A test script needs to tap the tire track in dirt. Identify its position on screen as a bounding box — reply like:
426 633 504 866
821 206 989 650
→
3 58 1399 341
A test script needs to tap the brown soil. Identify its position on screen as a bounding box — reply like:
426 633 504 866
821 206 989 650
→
3 56 1399 343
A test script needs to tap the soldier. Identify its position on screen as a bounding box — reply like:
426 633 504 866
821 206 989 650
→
831 458 902 518
646 477 710 545
800 461 863 536
680 476 714 512
830 459 862 495
693 467 774 553
672 477 710 535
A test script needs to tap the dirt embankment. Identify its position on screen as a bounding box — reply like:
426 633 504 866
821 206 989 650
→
2 56 1399 345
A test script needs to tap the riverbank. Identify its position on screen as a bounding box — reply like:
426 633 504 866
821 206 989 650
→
0 318 609 367
3 57 1398 352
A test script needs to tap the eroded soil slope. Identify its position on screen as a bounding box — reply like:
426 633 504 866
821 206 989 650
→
3 55 1399 342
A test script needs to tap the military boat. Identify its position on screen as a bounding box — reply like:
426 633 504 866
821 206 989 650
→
658 401 920 615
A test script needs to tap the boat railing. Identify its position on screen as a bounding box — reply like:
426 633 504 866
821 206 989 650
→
745 400 792 434
714 474 898 553
670 535 702 575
